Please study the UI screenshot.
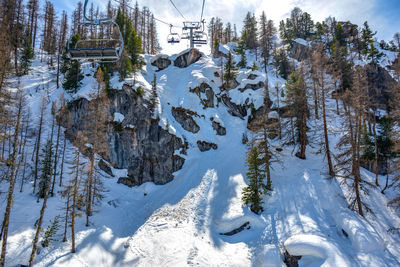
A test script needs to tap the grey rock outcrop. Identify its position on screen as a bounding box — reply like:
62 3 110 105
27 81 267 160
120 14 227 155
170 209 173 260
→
171 107 200 133
98 159 114 177
364 62 396 108
59 84 185 186
248 74 258 80
197 140 218 152
189 82 215 108
174 48 202 68
211 120 226 136
289 41 311 62
239 81 265 92
151 56 171 71
221 94 247 119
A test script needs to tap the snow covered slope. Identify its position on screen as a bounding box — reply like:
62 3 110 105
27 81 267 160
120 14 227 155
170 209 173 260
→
2 48 400 267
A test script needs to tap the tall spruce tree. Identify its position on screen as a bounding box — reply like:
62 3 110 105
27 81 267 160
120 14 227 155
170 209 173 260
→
242 146 267 214
37 139 53 200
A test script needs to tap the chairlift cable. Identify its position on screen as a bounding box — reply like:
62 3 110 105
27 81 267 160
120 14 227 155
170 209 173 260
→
200 0 205 22
112 0 179 28
169 0 187 21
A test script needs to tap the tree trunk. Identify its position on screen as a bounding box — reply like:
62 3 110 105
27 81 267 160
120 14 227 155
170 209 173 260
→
59 137 66 186
373 114 379 186
0 93 23 267
322 84 334 177
28 178 51 266
51 123 61 196
33 104 45 193
62 192 70 242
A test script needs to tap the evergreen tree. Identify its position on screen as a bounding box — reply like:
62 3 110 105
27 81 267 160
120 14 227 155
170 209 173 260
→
366 40 384 63
37 139 53 199
237 49 247 69
284 68 308 159
41 215 61 248
62 34 83 94
251 61 258 71
274 49 290 79
360 21 376 55
224 52 238 89
259 12 276 74
242 12 258 51
335 23 346 47
242 146 267 214
20 41 34 75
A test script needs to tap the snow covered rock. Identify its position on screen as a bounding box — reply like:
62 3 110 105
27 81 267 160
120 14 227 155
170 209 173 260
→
221 94 248 119
151 54 171 71
189 82 215 108
98 159 114 177
174 48 202 68
238 81 265 92
197 140 218 152
212 120 226 136
171 106 200 133
213 44 231 59
290 39 312 61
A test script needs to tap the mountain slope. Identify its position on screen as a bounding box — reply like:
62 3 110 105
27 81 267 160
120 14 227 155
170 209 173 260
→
2 45 400 267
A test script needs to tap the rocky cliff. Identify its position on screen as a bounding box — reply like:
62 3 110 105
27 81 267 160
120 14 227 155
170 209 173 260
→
59 84 185 186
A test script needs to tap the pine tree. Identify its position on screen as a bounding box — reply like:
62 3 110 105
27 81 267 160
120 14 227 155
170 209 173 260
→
237 49 247 69
242 12 258 51
224 52 238 89
259 12 276 74
273 49 290 79
242 146 267 214
20 40 34 75
37 139 53 200
284 68 308 159
62 34 83 94
251 61 258 71
41 215 61 248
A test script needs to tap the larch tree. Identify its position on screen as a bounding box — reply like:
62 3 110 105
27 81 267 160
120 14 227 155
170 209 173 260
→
0 85 24 267
82 68 110 227
312 45 335 177
336 66 371 217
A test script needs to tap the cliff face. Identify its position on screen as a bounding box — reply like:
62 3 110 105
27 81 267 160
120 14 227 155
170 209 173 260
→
59 84 185 186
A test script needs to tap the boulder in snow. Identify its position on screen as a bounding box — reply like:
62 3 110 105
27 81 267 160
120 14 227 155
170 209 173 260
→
212 120 226 136
171 106 200 133
174 48 202 68
197 140 218 152
151 55 171 71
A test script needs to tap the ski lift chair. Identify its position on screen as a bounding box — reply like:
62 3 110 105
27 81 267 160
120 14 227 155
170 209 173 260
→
68 0 124 62
167 25 181 44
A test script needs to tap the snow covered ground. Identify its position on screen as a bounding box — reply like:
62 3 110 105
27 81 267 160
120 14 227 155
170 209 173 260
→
1 48 400 267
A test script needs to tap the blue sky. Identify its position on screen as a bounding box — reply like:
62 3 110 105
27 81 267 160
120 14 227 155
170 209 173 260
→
52 0 400 53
